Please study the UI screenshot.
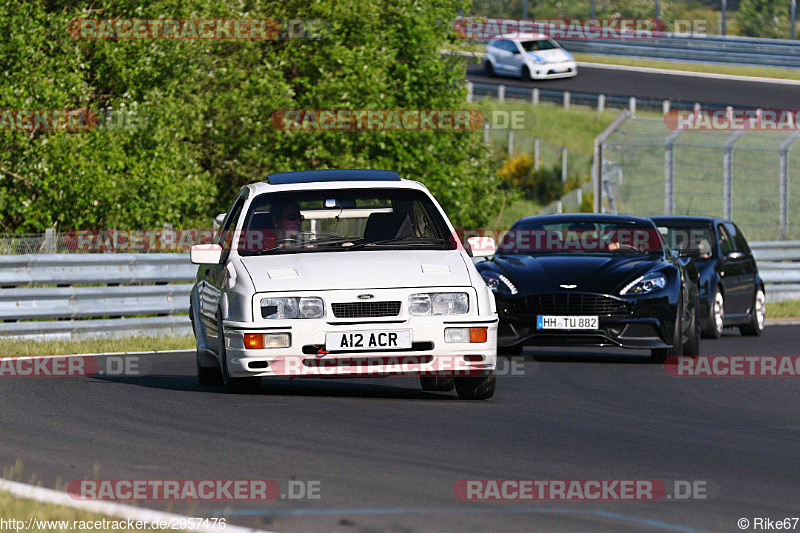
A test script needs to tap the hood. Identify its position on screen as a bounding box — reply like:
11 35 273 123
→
240 250 471 292
493 253 662 295
527 48 571 64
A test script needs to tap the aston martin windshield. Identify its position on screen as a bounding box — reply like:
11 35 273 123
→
499 219 665 255
236 188 456 255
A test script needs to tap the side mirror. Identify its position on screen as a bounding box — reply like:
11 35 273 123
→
213 212 226 230
678 245 703 258
191 243 224 265
468 236 496 258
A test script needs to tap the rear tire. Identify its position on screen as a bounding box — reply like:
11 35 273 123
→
455 373 496 400
420 376 455 392
701 287 724 339
740 287 765 336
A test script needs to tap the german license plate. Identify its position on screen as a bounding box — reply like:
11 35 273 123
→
537 316 599 330
325 330 412 351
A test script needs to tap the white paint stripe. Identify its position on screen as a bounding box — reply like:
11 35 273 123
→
578 61 800 85
0 479 274 533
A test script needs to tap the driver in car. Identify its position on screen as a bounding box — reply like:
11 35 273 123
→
270 201 303 247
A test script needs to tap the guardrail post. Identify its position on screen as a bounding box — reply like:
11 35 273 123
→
564 91 570 110
557 200 563 213
532 88 539 105
498 84 505 103
662 100 670 115
723 131 745 220
694 102 701 114
664 130 683 215
508 130 514 156
598 94 605 113
792 0 797 40
629 97 636 115
44 228 56 254
483 121 489 144
467 81 473 103
561 146 568 182
779 132 800 239
534 138 540 170
721 0 727 35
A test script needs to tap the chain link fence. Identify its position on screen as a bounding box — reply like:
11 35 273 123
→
600 117 800 241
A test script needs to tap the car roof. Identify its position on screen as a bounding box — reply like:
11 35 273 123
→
244 170 428 196
650 215 730 224
514 213 655 226
491 33 550 41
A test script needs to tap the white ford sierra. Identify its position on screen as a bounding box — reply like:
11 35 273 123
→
189 169 498 399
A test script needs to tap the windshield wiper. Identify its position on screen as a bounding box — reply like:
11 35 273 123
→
349 237 451 249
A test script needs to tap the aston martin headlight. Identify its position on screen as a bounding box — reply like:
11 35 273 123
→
481 273 518 295
620 272 667 296
261 297 325 319
409 293 469 316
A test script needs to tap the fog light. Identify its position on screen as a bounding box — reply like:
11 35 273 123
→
244 333 264 349
469 328 488 343
444 328 470 343
263 333 291 348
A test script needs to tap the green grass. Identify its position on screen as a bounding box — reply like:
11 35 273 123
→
0 335 195 357
573 53 800 81
766 300 800 318
491 196 543 229
0 490 161 532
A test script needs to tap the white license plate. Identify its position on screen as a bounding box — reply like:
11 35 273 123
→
537 316 599 330
325 330 412 351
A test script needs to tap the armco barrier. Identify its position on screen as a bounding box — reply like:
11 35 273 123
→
0 245 797 341
0 254 195 340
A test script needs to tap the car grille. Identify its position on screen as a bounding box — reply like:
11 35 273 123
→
331 301 402 318
508 293 630 315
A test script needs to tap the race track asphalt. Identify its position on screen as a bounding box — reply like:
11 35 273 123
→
1 326 799 532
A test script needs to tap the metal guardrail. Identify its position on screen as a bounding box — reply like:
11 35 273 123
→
560 34 800 69
0 245 797 341
0 254 195 340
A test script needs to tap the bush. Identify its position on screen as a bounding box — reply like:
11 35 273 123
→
498 155 565 204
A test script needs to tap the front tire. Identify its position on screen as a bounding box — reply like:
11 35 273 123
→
521 65 532 81
218 316 261 394
197 350 222 385
652 300 684 363
683 307 700 356
499 343 524 356
455 373 496 400
740 287 766 336
484 60 494 76
701 287 724 339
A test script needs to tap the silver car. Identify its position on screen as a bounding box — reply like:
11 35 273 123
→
484 34 577 80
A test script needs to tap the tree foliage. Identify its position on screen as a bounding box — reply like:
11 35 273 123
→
0 0 505 232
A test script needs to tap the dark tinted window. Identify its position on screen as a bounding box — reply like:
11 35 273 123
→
718 224 735 255
521 39 559 52
725 223 751 254
655 222 715 258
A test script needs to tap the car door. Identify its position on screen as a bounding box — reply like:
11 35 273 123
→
506 40 526 76
716 223 748 316
493 40 515 73
726 222 757 314
200 193 247 348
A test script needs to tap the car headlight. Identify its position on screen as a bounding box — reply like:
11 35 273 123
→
620 272 667 296
409 293 469 316
480 273 518 295
529 54 546 65
261 297 325 319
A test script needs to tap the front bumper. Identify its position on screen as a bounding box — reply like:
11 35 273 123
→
531 61 578 79
221 316 498 378
494 292 675 350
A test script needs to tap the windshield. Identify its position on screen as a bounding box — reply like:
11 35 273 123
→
237 188 455 255
520 39 559 52
499 219 665 256
655 223 716 259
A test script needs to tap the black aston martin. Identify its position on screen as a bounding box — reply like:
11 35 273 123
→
474 214 700 362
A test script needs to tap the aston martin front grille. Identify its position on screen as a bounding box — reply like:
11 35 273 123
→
508 293 630 315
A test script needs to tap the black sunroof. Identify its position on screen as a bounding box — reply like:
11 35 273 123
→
266 169 401 185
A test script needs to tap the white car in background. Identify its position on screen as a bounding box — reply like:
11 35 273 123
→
189 170 498 399
484 34 577 80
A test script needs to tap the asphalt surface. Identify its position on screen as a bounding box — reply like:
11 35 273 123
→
2 326 799 532
465 63 800 109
